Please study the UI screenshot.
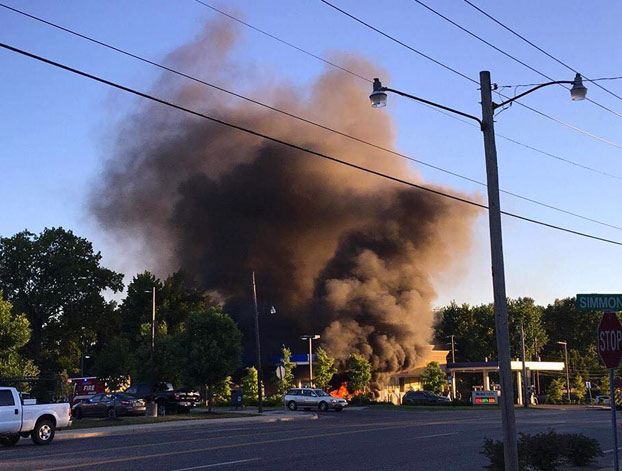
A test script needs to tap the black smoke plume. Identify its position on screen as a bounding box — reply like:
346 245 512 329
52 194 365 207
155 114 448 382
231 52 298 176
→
91 19 478 390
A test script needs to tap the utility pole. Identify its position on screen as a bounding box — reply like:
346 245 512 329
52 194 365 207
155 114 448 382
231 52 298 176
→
450 335 456 363
252 271 263 414
558 341 570 402
480 70 519 471
300 335 320 387
520 322 529 408
151 286 156 360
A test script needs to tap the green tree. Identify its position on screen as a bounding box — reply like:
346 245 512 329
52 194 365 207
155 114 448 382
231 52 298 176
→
548 378 564 404
507 297 548 360
178 307 242 411
0 228 123 374
573 375 586 403
159 271 208 334
278 346 295 395
420 361 448 394
601 375 610 395
347 353 371 392
242 367 258 404
212 376 232 404
119 272 163 343
0 294 39 379
543 297 600 356
313 347 337 389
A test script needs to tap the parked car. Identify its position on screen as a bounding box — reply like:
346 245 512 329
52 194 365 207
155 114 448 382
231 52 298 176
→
283 388 348 412
0 387 71 446
402 390 451 406
596 395 611 405
72 393 146 419
125 382 199 415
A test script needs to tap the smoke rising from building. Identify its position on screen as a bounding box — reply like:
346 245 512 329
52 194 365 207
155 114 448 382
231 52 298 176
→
91 19 479 389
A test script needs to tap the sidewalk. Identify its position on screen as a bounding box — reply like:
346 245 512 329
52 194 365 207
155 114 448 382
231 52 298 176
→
57 409 318 441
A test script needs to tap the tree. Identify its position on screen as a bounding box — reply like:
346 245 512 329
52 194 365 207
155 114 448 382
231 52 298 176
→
600 375 610 395
212 376 232 404
242 367 258 404
178 307 242 411
119 272 163 343
313 347 337 390
507 297 548 360
347 353 371 392
548 378 564 404
278 345 295 395
159 271 208 334
420 361 447 394
0 294 39 379
573 375 586 403
0 228 123 374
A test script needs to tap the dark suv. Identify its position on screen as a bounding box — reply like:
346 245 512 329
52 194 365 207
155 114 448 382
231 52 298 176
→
125 382 200 414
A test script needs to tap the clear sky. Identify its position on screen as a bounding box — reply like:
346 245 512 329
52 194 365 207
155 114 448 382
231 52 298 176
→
1 0 621 308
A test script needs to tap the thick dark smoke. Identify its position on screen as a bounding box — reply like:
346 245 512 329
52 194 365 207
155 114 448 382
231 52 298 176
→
91 19 478 390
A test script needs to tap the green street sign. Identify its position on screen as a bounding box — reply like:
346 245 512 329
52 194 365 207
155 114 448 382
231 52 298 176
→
577 294 622 311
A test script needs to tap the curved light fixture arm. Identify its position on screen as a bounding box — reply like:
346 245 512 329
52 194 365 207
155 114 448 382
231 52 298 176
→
383 86 484 129
493 81 573 110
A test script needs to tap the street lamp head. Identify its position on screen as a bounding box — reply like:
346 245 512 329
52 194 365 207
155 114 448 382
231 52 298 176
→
269 306 277 315
556 341 567 346
370 78 387 108
570 73 587 101
300 334 321 340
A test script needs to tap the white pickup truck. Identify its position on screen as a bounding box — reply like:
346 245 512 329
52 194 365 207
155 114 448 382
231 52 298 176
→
0 387 71 446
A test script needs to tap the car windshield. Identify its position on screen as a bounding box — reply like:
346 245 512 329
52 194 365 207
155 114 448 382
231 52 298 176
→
315 390 330 396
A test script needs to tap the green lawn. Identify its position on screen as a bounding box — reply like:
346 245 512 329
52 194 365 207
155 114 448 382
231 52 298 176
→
69 411 259 430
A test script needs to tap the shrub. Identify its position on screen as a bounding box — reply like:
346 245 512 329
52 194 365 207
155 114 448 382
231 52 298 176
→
481 429 602 471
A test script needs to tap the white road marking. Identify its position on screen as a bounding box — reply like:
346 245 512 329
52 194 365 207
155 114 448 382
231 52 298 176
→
403 432 459 440
171 458 259 470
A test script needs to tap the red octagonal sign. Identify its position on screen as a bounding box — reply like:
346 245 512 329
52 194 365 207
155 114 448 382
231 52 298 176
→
598 312 622 369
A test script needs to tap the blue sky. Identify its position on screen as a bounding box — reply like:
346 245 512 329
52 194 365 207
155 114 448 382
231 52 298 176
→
1 0 621 307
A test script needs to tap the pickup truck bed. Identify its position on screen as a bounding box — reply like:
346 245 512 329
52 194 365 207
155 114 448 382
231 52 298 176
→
0 387 71 446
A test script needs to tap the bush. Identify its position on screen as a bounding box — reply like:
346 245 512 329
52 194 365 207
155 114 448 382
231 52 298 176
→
481 429 602 471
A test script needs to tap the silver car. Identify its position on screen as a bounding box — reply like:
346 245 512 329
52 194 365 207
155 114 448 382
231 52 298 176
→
283 388 348 412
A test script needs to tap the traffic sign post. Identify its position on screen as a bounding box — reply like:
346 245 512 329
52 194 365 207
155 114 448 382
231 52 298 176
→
595 310 622 471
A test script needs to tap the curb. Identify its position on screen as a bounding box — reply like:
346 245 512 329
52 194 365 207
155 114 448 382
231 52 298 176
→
57 413 318 440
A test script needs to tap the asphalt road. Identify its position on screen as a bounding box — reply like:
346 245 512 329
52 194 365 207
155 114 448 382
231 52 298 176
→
0 407 615 470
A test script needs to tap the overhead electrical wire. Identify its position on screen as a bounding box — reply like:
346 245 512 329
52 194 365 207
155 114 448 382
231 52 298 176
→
186 0 622 180
3 3 621 231
411 0 622 119
1 41 621 248
461 0 622 104
317 0 622 152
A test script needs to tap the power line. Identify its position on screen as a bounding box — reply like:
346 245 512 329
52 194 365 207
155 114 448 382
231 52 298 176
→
3 5 620 231
461 0 622 104
2 41 622 248
188 0 622 180
192 0 370 83
317 0 478 85
317 0 622 152
411 0 622 119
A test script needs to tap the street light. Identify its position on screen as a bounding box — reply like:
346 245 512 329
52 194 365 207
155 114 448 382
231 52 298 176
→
300 334 320 387
370 73 585 471
251 271 277 414
144 288 156 359
557 341 571 402
80 354 90 377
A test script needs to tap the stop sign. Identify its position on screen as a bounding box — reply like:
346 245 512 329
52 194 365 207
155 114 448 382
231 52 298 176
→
597 312 622 368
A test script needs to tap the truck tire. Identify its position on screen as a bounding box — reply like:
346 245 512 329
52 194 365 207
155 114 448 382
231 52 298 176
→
31 419 55 445
0 435 20 447
157 401 167 416
74 408 83 420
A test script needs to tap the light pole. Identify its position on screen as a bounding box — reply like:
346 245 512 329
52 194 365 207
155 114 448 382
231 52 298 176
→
450 335 456 363
370 73 586 471
520 322 528 408
251 271 277 414
145 288 156 360
300 334 320 387
557 341 571 402
80 354 90 377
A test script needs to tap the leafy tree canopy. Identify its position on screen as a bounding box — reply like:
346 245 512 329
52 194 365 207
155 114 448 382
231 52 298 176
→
0 228 123 374
0 294 39 379
420 361 447 394
313 347 336 390
347 353 371 392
